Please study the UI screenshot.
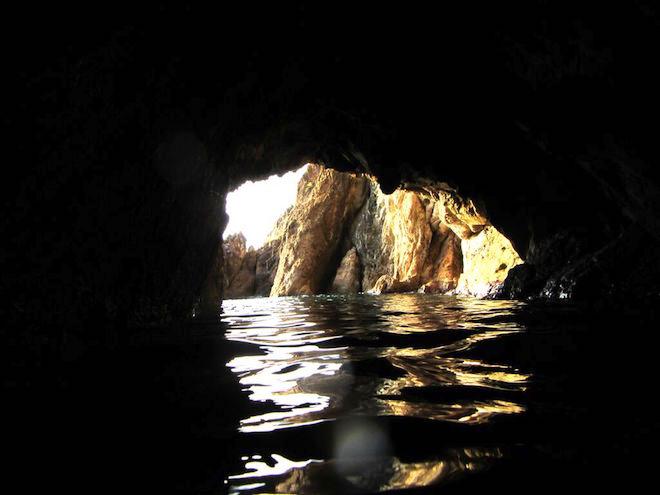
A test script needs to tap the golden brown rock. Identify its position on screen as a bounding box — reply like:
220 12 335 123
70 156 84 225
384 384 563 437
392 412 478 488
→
220 166 522 300
453 226 523 297
352 183 430 291
270 165 368 296
384 190 433 285
330 247 362 294
431 192 489 240
352 182 464 294
222 233 257 298
419 223 463 293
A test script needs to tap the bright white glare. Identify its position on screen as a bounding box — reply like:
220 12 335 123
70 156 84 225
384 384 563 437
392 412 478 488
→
224 164 309 249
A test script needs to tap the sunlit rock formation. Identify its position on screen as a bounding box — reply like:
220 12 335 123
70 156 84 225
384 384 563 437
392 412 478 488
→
270 165 368 296
455 226 523 298
253 209 293 296
424 191 523 297
430 191 489 240
418 222 463 294
221 166 522 299
352 183 466 294
352 184 433 293
222 233 257 298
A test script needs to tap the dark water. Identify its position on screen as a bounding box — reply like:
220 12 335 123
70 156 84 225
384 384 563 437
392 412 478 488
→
219 293 656 494
8 293 656 493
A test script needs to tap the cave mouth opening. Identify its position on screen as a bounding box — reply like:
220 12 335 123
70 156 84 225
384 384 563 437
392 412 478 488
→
224 164 310 250
221 164 522 300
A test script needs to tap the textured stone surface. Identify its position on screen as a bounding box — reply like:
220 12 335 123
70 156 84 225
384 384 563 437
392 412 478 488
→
454 226 523 298
431 193 489 240
217 169 521 300
254 240 281 297
270 165 368 296
352 184 432 292
222 233 257 299
330 247 362 294
419 223 463 294
352 183 465 294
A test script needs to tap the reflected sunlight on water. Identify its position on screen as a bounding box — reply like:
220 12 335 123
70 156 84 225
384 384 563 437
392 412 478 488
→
222 294 531 493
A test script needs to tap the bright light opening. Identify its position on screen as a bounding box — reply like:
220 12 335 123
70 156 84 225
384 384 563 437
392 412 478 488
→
224 164 309 249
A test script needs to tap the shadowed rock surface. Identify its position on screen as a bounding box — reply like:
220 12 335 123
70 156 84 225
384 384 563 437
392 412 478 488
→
330 247 362 294
254 240 281 297
222 233 257 299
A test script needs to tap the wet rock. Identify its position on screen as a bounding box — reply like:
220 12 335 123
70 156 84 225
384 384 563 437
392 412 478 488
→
330 247 362 294
535 227 660 303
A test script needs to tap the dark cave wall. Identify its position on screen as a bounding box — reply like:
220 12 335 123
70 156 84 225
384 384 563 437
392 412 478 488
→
6 2 660 350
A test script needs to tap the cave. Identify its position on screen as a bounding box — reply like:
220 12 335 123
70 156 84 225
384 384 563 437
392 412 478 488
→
221 164 521 300
6 2 660 494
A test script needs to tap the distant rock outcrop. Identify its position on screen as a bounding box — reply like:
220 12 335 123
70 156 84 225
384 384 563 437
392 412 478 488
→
222 233 256 298
254 240 280 296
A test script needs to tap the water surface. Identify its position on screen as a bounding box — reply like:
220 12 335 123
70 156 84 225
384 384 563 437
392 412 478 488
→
221 294 556 493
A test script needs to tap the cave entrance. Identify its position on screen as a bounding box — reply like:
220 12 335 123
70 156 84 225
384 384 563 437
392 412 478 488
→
222 164 522 299
222 164 309 297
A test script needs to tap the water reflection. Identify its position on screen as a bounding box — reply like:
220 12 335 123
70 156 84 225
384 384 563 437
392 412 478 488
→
228 448 504 494
223 294 529 493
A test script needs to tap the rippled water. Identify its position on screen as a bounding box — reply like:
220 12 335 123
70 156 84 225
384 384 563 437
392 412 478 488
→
221 294 549 493
7 293 654 494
